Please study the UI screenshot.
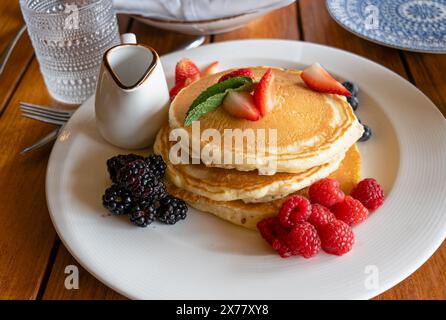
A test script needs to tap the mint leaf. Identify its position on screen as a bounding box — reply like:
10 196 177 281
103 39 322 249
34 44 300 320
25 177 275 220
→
186 76 253 117
183 79 254 126
184 92 227 126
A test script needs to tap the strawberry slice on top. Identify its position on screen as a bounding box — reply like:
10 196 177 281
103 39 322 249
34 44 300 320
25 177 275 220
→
254 68 276 116
175 58 200 85
222 91 260 121
301 63 351 96
218 68 254 83
202 61 219 77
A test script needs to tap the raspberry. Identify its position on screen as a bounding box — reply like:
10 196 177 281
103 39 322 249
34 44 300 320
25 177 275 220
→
285 222 321 258
257 218 292 258
277 195 311 229
308 204 336 231
309 178 345 207
350 178 384 210
320 220 355 256
333 195 368 226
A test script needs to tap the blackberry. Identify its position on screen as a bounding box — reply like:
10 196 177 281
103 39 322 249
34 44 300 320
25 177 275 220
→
138 181 168 206
117 159 166 201
102 185 133 215
129 203 158 227
157 196 187 225
145 154 167 180
107 154 144 183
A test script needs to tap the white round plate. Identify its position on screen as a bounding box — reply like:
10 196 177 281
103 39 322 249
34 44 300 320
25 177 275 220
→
46 40 446 299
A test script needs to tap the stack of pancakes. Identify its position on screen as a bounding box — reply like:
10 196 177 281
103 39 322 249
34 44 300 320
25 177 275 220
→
154 67 364 230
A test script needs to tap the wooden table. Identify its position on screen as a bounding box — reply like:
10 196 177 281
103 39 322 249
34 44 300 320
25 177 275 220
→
1 0 445 300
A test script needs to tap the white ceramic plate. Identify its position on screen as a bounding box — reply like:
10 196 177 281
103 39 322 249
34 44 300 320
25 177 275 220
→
46 40 446 299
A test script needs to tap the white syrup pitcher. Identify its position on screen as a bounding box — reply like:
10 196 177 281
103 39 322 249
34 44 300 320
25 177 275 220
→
95 33 169 149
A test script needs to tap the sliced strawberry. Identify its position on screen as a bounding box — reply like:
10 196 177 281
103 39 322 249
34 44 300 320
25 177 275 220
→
169 73 199 100
202 61 219 77
218 68 254 83
222 91 260 121
175 58 200 85
253 68 276 116
301 63 351 96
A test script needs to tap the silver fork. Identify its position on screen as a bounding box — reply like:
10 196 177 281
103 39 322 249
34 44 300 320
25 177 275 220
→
19 102 74 154
20 101 74 125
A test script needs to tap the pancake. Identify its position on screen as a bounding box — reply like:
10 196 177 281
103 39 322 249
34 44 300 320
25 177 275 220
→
166 145 361 230
169 67 363 173
155 125 346 203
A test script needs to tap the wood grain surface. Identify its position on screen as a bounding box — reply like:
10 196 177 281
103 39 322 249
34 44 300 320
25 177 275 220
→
0 1 444 300
0 1 33 114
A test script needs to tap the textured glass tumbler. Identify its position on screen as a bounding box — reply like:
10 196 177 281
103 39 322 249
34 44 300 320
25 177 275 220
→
20 0 120 104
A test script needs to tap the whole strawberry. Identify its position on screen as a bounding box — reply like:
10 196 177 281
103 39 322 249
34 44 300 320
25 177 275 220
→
333 195 368 226
351 178 384 210
308 203 336 231
277 195 311 229
320 220 355 256
309 178 345 207
285 222 321 258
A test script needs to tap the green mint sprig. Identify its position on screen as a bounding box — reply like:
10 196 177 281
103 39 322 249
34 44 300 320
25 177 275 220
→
184 76 253 126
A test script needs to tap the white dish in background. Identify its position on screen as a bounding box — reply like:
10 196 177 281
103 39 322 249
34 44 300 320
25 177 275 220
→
46 40 446 299
134 11 270 35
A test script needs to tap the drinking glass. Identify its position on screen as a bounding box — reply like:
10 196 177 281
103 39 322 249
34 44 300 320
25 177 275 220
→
20 0 120 104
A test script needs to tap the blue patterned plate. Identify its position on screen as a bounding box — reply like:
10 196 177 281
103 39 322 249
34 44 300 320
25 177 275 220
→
326 0 446 53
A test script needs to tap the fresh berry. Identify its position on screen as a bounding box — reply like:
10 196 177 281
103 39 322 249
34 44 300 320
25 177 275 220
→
218 68 254 83
301 63 351 96
145 154 166 180
333 195 368 226
309 178 345 208
285 222 321 258
358 124 372 142
106 154 144 183
202 61 219 76
222 91 260 121
139 181 167 206
175 58 200 85
308 203 336 231
320 220 355 256
117 159 166 201
342 81 359 96
129 203 158 227
347 95 359 111
278 195 311 229
102 185 133 215
157 196 187 225
257 218 291 258
350 178 384 210
169 74 199 100
253 68 276 116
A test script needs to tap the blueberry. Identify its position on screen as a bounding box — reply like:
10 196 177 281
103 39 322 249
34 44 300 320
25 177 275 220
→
358 125 372 142
347 96 359 111
342 81 359 96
